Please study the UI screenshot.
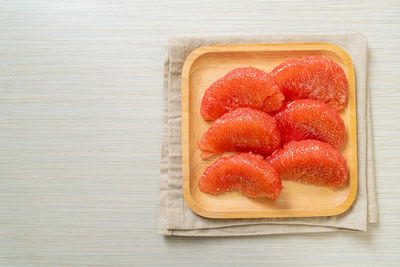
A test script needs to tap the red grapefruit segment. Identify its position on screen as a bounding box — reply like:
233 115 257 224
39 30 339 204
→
267 140 348 188
199 152 283 199
270 56 348 111
198 107 281 159
201 67 284 120
273 99 345 148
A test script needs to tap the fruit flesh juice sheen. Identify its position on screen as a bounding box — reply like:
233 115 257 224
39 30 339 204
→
270 56 348 111
201 67 284 120
198 107 281 159
199 152 283 200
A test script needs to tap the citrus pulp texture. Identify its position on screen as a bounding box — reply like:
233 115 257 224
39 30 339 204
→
198 107 281 159
201 67 284 120
270 56 348 111
273 99 345 148
199 152 283 199
267 139 348 188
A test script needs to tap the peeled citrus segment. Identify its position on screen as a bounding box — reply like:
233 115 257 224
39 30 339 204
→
273 99 345 148
199 152 283 199
270 56 348 111
267 140 348 188
200 67 284 120
198 107 281 159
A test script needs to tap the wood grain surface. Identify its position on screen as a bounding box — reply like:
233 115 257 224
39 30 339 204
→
1 0 399 266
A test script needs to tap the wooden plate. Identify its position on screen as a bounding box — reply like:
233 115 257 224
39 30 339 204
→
181 43 357 218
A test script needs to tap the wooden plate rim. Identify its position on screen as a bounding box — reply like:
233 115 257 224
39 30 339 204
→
181 42 357 219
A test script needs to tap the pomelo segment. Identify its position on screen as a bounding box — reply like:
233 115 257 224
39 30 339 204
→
267 140 348 188
273 99 345 148
199 152 283 199
201 67 284 120
198 107 281 159
270 56 348 111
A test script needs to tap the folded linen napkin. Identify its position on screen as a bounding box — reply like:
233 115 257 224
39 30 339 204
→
158 33 377 236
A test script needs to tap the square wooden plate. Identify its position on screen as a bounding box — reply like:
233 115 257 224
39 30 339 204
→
181 43 357 218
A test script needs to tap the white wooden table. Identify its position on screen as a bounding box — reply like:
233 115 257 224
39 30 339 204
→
1 1 399 265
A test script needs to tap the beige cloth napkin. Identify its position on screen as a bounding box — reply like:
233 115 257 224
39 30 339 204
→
158 33 378 236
